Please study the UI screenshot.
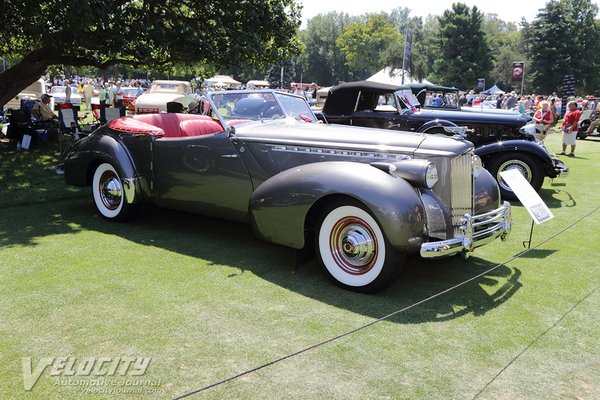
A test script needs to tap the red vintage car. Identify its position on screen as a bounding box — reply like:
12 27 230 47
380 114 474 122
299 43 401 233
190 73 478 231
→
121 87 143 110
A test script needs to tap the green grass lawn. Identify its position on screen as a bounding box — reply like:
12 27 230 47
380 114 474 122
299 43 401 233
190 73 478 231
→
0 132 599 399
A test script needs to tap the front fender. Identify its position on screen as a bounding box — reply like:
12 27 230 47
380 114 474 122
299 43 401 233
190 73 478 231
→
63 132 140 203
417 119 459 133
250 162 426 253
475 139 553 166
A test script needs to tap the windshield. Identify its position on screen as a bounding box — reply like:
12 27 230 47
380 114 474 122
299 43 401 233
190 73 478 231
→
51 86 66 94
395 90 421 110
207 91 318 125
150 83 188 94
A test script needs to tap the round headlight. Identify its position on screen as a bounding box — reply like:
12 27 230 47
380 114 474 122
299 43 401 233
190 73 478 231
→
425 163 439 188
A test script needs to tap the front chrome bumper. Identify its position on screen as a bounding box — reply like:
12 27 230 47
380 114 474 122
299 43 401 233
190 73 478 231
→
552 157 569 178
420 201 511 258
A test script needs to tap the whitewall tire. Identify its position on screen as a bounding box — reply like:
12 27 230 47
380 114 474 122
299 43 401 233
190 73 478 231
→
315 201 404 293
92 163 134 221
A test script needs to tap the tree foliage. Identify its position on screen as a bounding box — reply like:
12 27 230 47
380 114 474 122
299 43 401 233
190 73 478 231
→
266 59 296 88
336 14 404 80
431 3 493 89
523 0 600 94
294 12 354 86
0 0 301 106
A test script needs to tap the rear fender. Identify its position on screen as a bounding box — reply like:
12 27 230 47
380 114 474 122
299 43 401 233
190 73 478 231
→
250 162 426 253
63 133 140 204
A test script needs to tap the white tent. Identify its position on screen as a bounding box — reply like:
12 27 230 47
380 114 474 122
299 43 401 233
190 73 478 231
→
367 67 433 86
203 75 241 88
481 84 505 95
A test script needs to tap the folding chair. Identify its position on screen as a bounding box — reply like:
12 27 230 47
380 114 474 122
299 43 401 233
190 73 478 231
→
91 103 105 125
20 99 50 145
58 105 87 154
101 107 121 124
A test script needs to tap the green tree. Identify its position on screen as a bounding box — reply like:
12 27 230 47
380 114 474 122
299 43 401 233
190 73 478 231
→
386 8 429 82
0 0 301 107
431 3 493 89
481 13 530 92
266 59 296 88
337 14 404 79
523 0 600 94
295 12 354 86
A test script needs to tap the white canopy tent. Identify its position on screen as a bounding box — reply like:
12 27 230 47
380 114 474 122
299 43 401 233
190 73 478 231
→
203 75 241 88
481 84 505 95
367 67 433 86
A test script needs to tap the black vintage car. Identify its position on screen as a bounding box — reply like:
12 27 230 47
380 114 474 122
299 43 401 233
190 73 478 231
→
321 81 568 199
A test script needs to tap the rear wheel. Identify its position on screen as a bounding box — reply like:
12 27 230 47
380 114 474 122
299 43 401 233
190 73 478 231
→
487 153 544 200
92 163 135 221
314 200 405 293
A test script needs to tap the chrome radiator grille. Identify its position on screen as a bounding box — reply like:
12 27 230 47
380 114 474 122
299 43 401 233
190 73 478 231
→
450 154 474 230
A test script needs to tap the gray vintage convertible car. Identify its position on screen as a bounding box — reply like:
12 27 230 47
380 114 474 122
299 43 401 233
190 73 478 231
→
61 90 511 293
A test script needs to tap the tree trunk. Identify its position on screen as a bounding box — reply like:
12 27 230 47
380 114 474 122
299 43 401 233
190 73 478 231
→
0 49 52 109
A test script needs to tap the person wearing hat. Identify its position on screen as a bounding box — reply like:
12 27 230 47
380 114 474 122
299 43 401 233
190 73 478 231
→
31 93 60 139
32 94 58 122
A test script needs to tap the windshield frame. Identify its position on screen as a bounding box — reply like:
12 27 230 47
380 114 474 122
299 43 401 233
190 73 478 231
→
395 90 421 111
205 90 318 127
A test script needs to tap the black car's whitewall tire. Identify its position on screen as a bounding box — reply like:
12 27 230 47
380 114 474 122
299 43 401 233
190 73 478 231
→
315 201 404 293
92 163 134 221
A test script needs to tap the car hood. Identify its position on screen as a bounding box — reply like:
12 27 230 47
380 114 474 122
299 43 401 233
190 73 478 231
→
410 108 530 125
234 118 472 157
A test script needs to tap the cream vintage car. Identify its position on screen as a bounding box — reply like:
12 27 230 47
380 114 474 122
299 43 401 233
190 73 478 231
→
2 78 48 111
134 80 198 114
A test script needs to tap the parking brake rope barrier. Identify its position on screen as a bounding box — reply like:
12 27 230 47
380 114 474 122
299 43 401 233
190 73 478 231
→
174 205 600 400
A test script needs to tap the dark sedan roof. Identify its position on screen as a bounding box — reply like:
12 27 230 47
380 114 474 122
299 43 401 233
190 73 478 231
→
324 81 403 115
397 83 458 92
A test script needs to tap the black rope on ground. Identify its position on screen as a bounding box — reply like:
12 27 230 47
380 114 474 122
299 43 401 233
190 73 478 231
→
471 285 599 400
174 206 600 400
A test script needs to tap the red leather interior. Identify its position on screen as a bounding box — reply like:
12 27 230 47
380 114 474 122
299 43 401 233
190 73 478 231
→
108 114 223 138
179 119 223 137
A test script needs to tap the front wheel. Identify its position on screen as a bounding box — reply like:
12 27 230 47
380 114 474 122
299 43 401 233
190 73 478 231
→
315 201 405 293
577 121 590 139
92 163 135 221
487 153 545 200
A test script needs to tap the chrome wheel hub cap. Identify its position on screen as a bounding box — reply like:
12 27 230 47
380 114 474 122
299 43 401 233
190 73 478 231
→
330 217 377 275
498 160 532 191
100 172 122 210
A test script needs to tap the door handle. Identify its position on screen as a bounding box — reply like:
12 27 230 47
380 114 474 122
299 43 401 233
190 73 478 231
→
221 154 239 159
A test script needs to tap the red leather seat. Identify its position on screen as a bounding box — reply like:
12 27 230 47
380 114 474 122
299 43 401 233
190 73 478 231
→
109 114 223 138
179 119 223 136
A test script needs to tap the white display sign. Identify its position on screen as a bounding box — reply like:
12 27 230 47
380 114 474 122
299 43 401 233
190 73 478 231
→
499 169 554 224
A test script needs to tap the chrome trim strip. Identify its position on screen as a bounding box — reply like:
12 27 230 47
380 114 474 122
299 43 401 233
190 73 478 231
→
420 201 511 258
269 144 411 161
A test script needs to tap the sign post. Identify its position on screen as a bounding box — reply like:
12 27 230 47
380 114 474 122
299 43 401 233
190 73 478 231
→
499 169 554 248
477 78 485 92
401 29 413 85
512 61 525 95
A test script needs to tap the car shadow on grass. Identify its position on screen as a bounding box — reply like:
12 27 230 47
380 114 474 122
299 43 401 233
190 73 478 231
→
0 197 522 324
537 187 576 208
